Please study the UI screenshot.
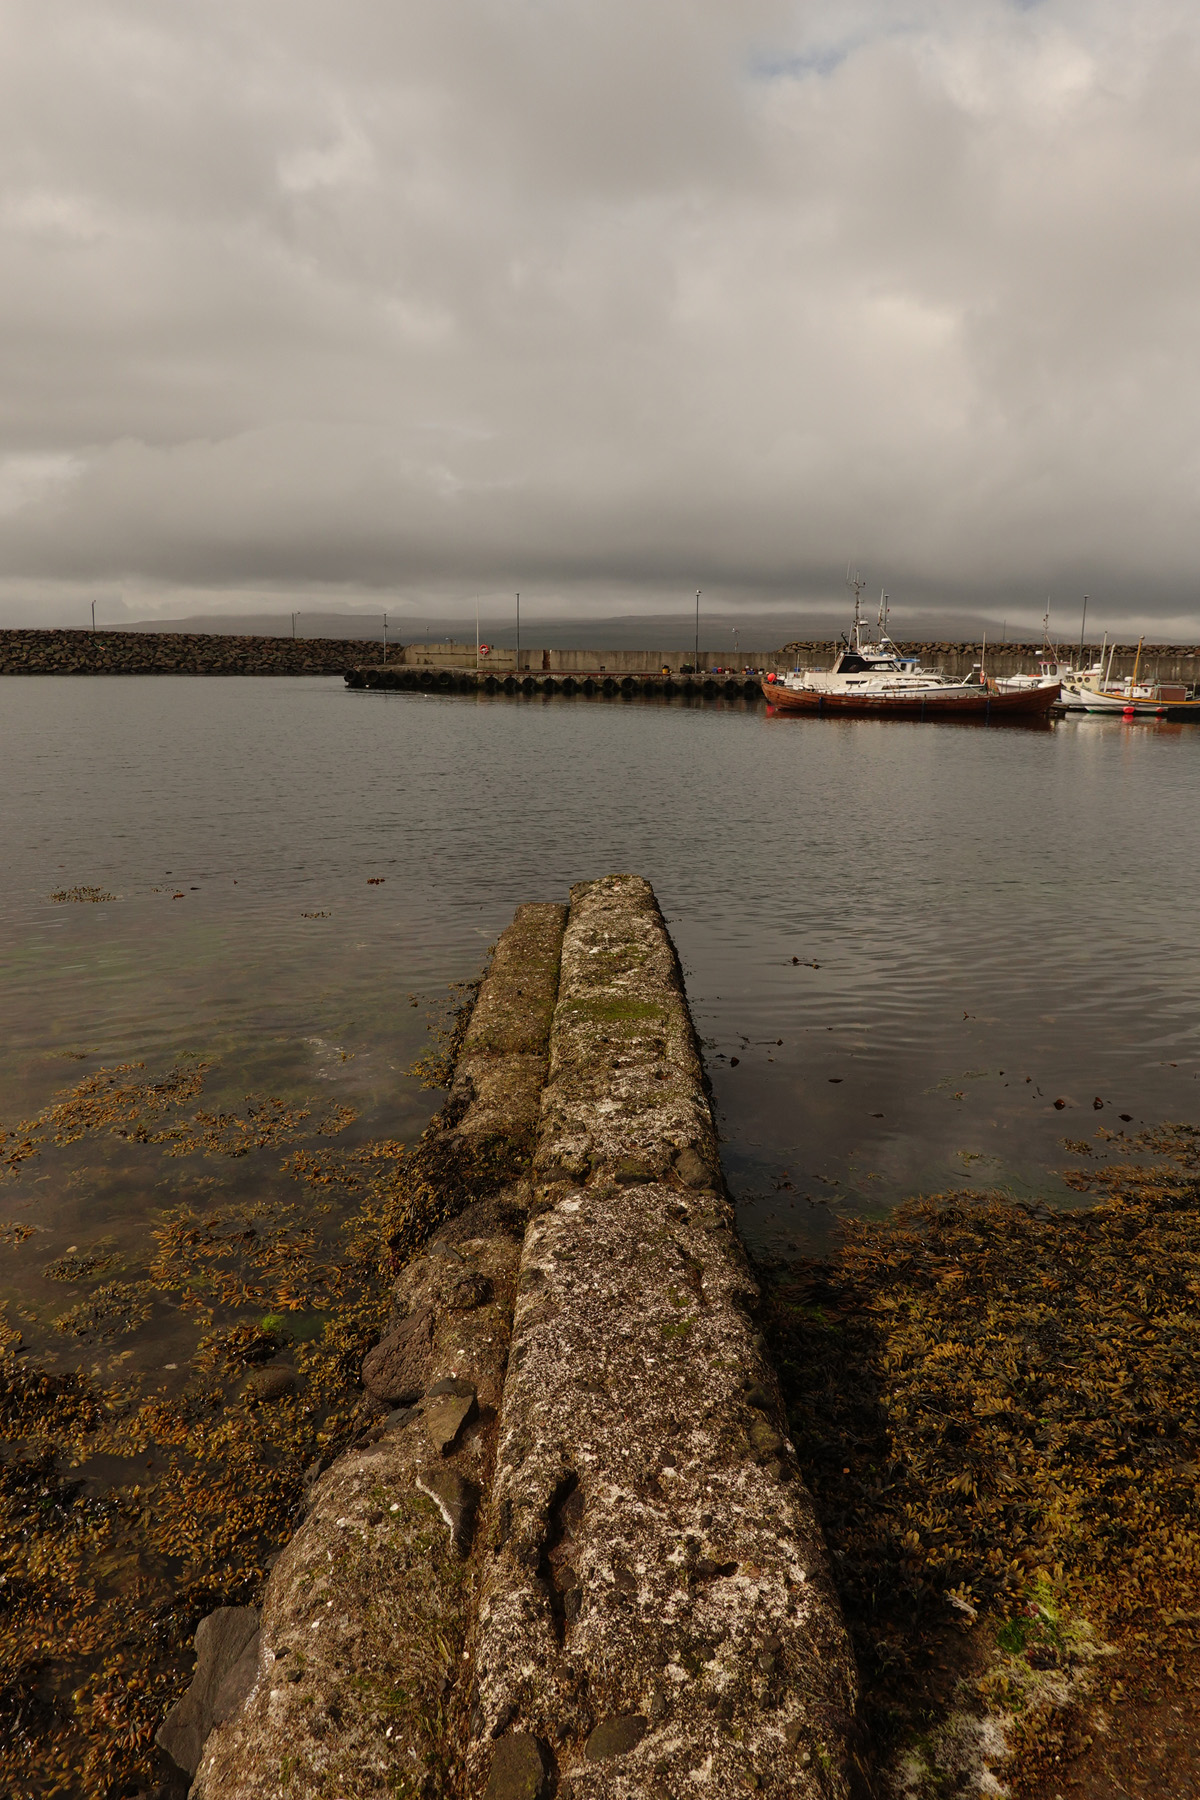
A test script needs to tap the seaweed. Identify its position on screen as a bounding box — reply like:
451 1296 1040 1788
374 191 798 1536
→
764 1150 1200 1796
0 1042 451 1800
49 888 116 904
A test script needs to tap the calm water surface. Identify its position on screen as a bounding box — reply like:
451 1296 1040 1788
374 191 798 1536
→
3 674 1199 1321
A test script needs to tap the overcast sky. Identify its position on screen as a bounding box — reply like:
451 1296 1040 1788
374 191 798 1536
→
2 0 1199 634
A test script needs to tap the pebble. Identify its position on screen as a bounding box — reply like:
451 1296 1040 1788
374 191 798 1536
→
584 1714 648 1761
483 1732 547 1800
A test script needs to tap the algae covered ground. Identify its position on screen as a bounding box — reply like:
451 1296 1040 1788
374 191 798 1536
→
0 994 477 1800
4 1011 1200 1797
766 1123 1200 1798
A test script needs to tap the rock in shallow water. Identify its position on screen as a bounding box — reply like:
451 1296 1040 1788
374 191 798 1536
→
244 1364 297 1401
156 1607 259 1776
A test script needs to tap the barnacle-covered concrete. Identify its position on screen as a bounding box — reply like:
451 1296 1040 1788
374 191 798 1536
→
190 903 567 1800
191 879 855 1798
191 1211 523 1800
470 876 856 1799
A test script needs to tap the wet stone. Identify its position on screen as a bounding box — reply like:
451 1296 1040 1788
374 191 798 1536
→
584 1714 649 1760
360 1305 433 1404
245 1364 297 1402
674 1145 716 1190
156 1607 259 1776
424 1387 477 1454
484 1731 548 1800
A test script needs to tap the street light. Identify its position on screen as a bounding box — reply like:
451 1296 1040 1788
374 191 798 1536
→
695 589 700 668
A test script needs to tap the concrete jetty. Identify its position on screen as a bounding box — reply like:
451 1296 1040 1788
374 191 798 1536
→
345 639 1200 704
345 663 769 703
170 877 856 1798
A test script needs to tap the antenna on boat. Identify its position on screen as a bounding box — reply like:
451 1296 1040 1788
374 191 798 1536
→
877 588 890 640
846 565 866 650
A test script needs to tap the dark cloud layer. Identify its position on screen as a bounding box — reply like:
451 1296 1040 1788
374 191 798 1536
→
2 1 1198 632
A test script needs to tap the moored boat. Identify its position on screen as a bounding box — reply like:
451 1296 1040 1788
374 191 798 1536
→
1060 637 1200 717
763 589 1060 719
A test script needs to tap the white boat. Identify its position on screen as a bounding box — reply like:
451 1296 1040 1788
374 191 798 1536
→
993 657 1086 696
1060 638 1199 717
993 612 1104 702
764 586 1060 719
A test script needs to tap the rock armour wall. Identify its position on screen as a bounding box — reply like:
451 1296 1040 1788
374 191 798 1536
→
177 878 855 1798
0 629 364 675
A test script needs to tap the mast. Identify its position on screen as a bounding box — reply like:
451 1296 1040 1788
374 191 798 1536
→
847 566 867 653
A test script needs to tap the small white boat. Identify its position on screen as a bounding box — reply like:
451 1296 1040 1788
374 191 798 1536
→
993 657 1086 696
993 612 1103 703
1060 638 1199 717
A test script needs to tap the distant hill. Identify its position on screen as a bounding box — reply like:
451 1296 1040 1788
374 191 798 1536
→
116 607 1043 651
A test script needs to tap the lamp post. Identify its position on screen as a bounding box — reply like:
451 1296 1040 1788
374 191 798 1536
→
695 589 700 668
732 626 739 665
383 613 388 663
515 592 520 671
91 600 96 632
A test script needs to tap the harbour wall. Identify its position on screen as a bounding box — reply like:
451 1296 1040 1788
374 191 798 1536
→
3 627 1197 683
0 629 365 675
162 876 857 1800
399 638 1200 681
355 641 1200 698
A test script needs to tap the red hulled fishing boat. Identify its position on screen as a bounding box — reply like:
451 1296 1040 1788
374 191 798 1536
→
763 589 1059 720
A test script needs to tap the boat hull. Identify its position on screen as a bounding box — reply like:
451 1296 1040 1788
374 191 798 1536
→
761 680 1061 718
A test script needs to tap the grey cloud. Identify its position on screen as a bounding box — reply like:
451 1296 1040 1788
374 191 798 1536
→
1 0 1199 632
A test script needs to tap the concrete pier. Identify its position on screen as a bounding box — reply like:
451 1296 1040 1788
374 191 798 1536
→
177 878 856 1799
345 664 768 703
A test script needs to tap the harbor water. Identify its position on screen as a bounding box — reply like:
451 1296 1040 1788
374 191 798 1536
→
2 674 1199 1360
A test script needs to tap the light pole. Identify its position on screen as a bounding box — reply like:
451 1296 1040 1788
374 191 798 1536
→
91 600 96 632
732 626 739 666
291 612 296 639
515 592 520 670
695 589 700 668
383 613 388 663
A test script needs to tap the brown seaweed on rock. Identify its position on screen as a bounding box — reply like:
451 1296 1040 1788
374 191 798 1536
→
0 974 506 1800
764 1155 1200 1796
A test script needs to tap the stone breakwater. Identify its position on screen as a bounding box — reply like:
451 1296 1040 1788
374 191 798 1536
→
0 628 365 675
167 875 856 1799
